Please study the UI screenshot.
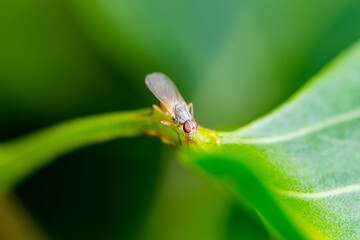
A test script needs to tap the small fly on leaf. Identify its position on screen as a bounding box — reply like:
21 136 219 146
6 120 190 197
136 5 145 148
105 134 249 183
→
145 72 198 140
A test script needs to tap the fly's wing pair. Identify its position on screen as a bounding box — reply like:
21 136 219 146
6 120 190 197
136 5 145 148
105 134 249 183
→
145 72 187 117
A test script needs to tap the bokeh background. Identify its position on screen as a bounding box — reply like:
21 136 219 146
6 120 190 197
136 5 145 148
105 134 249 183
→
1 0 360 239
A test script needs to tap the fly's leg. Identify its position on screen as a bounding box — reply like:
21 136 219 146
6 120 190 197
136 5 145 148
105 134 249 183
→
152 104 167 116
175 124 191 150
161 120 182 145
176 124 193 143
152 105 182 145
152 103 172 119
176 124 189 140
159 102 171 116
188 103 194 118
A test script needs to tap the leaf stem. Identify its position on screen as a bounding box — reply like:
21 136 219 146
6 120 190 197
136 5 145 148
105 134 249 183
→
0 108 183 192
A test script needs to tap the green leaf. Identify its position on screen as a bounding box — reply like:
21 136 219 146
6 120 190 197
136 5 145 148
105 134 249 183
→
186 40 360 239
1 40 360 239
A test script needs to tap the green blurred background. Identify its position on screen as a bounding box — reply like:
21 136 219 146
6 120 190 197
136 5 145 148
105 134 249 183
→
0 0 360 239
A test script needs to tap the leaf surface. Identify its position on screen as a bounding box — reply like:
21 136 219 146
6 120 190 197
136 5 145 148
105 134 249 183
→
187 40 360 239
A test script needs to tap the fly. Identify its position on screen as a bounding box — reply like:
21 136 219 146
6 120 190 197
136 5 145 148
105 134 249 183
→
145 72 198 139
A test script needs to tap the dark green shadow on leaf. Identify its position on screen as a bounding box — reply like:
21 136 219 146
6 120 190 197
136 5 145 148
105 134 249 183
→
189 153 318 240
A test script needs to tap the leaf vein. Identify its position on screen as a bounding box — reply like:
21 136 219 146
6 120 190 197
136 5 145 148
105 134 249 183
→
277 183 360 199
223 108 360 145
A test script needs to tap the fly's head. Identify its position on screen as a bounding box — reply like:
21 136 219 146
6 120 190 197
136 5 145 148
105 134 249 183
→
183 120 198 135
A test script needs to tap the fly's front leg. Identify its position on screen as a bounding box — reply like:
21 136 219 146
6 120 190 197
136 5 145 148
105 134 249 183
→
161 120 182 145
188 103 194 118
176 124 193 142
176 124 188 140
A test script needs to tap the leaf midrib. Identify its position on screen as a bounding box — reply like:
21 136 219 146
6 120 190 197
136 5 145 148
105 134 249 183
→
221 107 360 145
275 183 360 200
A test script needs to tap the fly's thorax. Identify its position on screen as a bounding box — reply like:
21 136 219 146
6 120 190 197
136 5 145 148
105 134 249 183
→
174 104 192 124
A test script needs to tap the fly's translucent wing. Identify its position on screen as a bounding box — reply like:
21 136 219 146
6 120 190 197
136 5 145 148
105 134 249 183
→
145 72 187 116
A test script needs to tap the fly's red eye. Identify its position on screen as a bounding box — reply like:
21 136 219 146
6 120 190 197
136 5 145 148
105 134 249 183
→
192 120 198 129
183 121 191 133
